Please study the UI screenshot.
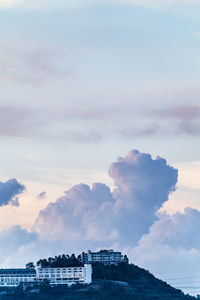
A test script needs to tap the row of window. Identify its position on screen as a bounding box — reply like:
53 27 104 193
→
38 274 84 278
0 279 35 282
0 279 36 284
0 277 84 283
0 275 36 278
39 270 83 274
38 268 83 272
88 256 122 259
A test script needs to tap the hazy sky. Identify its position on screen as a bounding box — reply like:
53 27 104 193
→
1 0 200 295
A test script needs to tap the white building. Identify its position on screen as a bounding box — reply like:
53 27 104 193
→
0 264 92 287
0 269 37 287
80 249 124 265
36 264 92 286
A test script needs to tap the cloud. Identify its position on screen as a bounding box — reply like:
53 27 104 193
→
129 208 200 295
0 106 40 138
0 178 25 207
0 41 69 86
151 105 200 136
0 104 200 142
108 149 178 243
36 191 46 200
10 197 19 207
33 149 177 249
0 149 177 267
48 105 200 143
34 183 117 246
56 105 200 142
135 208 200 250
0 226 44 268
0 226 37 257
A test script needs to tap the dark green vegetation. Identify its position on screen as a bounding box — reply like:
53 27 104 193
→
0 257 197 300
36 253 82 268
35 253 128 268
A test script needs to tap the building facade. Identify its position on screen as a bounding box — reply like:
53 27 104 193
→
80 249 124 265
0 264 92 287
36 264 92 286
0 269 37 287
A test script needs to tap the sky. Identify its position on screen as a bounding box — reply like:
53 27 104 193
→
1 0 200 296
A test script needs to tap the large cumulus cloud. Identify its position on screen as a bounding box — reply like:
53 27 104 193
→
33 149 177 250
109 149 178 243
34 183 117 247
0 149 178 267
0 178 25 207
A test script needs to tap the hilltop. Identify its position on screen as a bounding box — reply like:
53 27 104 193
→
0 258 196 299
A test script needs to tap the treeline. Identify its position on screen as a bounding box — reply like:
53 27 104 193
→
36 254 82 268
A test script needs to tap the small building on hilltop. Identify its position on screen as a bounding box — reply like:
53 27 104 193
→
79 249 125 265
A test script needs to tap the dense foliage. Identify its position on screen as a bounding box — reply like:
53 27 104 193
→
36 254 82 267
92 262 194 299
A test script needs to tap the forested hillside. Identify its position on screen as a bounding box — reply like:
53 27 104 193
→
0 254 197 299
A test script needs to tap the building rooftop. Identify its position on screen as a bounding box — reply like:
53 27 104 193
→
87 249 121 254
0 269 36 275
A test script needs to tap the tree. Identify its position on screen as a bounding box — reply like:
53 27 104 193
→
26 262 35 269
122 255 129 264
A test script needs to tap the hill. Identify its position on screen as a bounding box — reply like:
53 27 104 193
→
0 257 197 299
91 262 195 299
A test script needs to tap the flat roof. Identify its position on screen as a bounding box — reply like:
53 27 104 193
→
87 250 122 254
0 269 36 275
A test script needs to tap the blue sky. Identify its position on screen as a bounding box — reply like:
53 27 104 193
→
1 0 200 295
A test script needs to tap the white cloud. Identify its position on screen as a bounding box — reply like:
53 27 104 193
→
33 150 177 249
130 208 200 295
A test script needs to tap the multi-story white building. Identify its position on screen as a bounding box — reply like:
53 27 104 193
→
0 269 37 287
36 264 92 286
0 264 92 287
80 249 124 265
